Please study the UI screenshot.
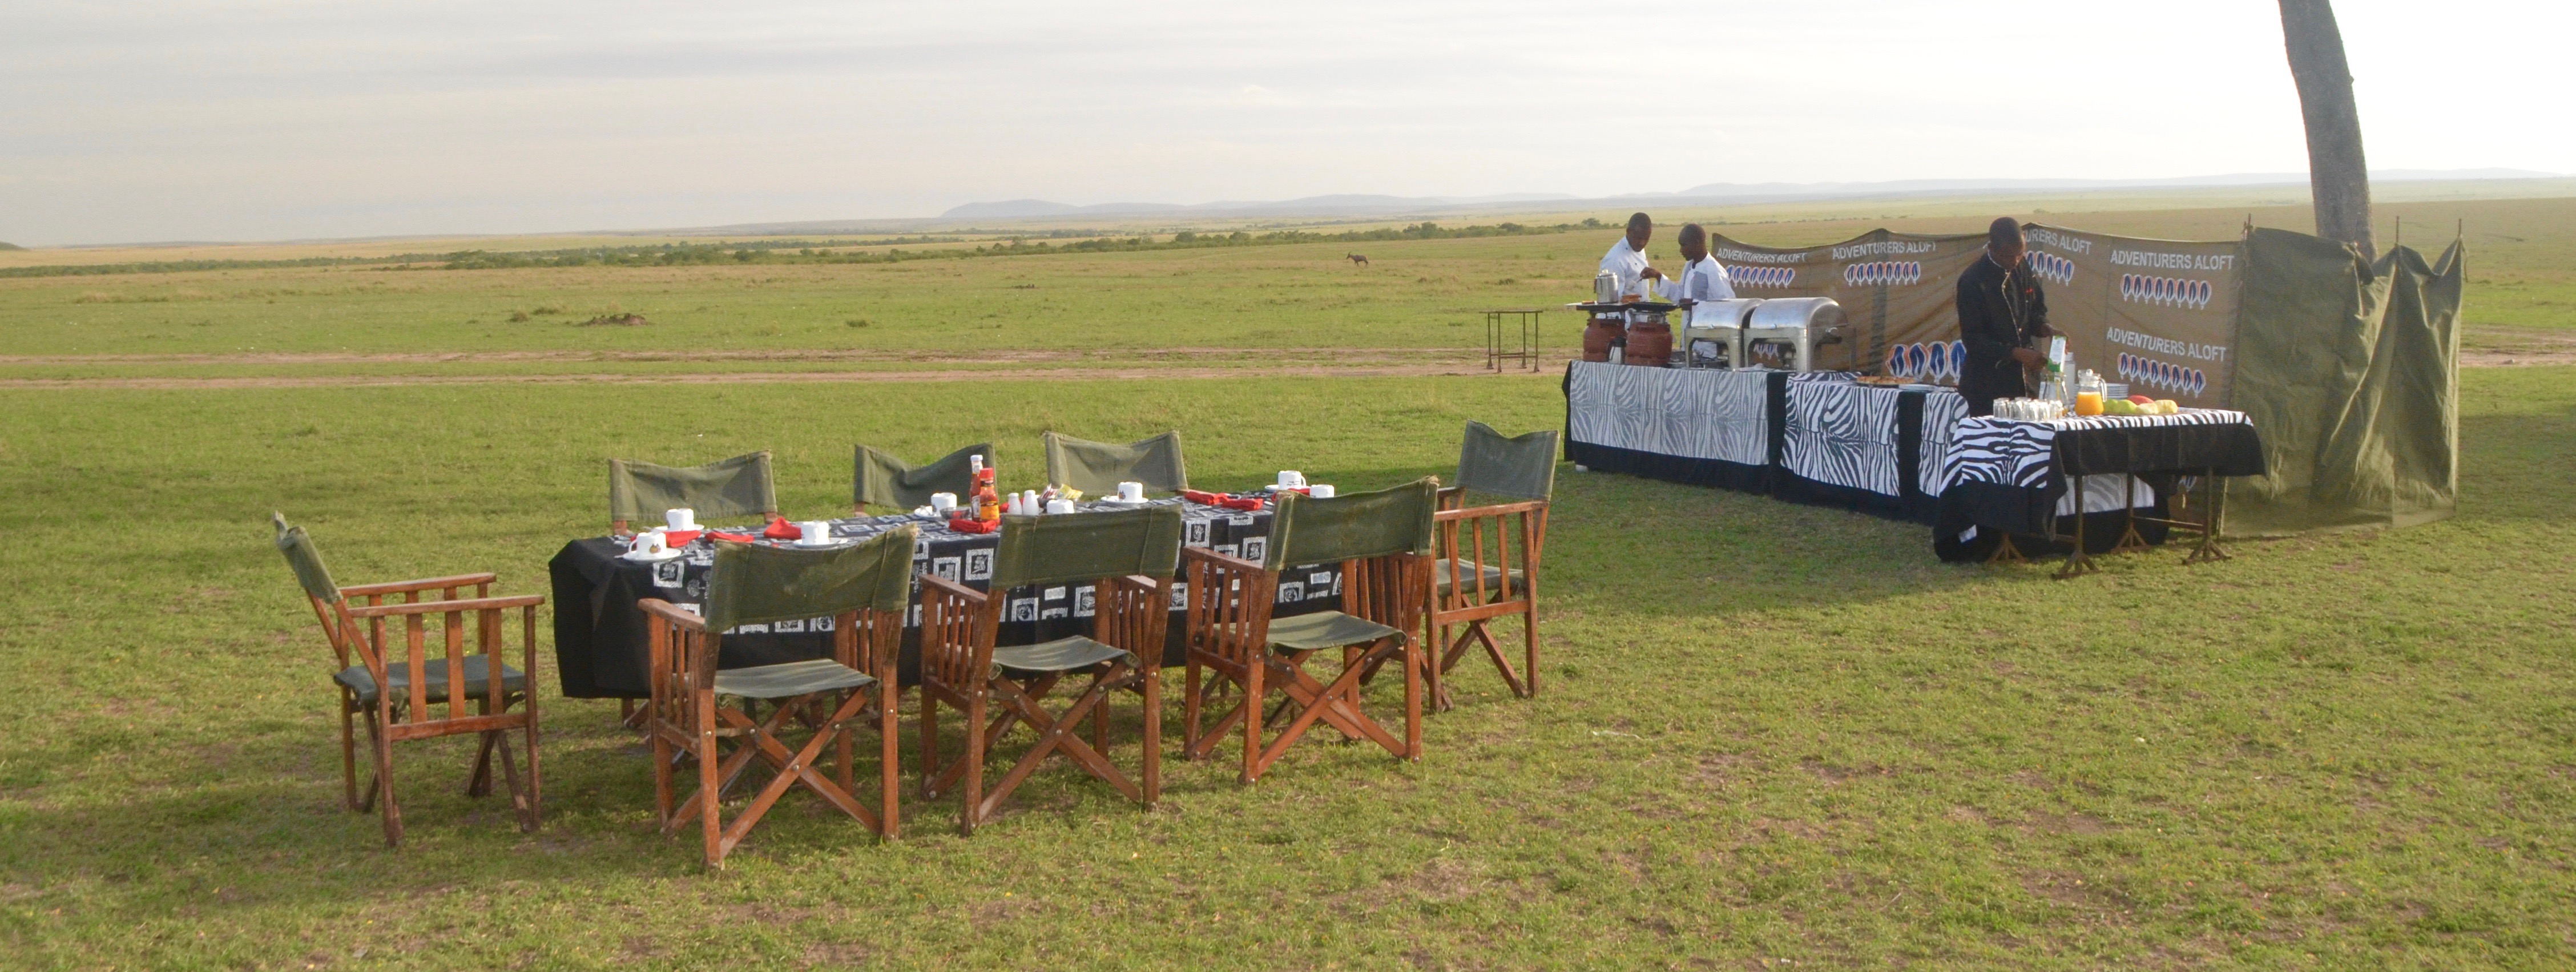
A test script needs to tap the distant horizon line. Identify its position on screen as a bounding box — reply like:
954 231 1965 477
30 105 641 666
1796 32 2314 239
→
12 168 2564 251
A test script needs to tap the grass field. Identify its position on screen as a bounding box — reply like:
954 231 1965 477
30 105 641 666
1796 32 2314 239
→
2 191 2570 376
1 191 2572 969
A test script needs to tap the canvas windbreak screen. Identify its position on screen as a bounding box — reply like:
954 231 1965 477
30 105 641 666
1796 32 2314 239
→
2022 224 2245 410
1709 230 1987 377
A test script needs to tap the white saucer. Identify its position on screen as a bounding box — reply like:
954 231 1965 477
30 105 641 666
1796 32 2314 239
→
1096 495 1152 505
620 547 685 563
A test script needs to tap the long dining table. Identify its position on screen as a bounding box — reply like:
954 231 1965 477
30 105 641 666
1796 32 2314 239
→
548 497 1344 699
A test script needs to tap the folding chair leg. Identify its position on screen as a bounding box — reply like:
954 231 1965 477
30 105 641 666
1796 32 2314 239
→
961 693 987 836
1140 671 1162 808
1522 606 1541 699
494 731 536 833
879 681 900 837
371 704 402 848
339 700 361 811
467 730 497 798
696 697 723 868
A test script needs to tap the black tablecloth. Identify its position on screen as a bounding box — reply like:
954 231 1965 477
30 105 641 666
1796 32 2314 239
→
550 500 1340 699
1929 411 2267 558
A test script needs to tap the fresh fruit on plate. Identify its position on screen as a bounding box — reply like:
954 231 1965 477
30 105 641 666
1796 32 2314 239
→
2155 400 2180 414
2106 398 2140 415
2128 394 2155 405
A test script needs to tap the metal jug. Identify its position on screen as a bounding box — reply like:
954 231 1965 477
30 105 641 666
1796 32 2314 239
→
1594 271 1622 305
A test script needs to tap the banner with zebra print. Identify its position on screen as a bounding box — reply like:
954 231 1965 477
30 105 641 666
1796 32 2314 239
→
2022 224 2243 410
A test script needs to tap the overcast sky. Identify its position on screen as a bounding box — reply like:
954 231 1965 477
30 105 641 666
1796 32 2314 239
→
1 1 2563 245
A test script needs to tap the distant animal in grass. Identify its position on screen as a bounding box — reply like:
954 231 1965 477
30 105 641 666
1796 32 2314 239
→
1346 253 1369 268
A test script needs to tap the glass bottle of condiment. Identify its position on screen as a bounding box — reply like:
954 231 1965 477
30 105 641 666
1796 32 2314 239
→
970 455 1002 522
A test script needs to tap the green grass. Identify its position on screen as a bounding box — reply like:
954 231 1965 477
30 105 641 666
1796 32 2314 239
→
1 368 2570 969
3 195 2566 372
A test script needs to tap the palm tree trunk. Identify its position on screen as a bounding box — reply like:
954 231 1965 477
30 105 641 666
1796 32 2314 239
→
2279 0 2375 260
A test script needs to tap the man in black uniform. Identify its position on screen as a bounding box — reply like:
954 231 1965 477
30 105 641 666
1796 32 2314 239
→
1954 217 2053 417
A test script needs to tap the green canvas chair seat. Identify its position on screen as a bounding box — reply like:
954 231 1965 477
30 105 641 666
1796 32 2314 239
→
334 656 528 707
712 659 876 700
1265 612 1405 654
994 635 1135 674
1433 559 1524 598
1042 430 1188 495
854 443 992 510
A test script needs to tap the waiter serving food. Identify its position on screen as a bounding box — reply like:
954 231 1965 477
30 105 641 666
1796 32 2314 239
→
1954 217 2054 417
1598 212 1663 299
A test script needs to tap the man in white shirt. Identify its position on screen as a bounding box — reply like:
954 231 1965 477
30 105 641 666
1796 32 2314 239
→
1670 223 1735 310
1598 212 1663 297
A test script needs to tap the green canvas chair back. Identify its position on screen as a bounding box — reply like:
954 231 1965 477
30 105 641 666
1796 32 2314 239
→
272 512 341 604
1266 478 1438 570
854 442 992 510
1042 430 1188 495
704 526 919 632
608 451 777 526
991 505 1185 591
1456 421 1559 502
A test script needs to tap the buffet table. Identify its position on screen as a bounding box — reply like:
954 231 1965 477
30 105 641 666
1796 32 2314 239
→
1929 410 2267 575
1562 361 1966 522
549 499 1339 699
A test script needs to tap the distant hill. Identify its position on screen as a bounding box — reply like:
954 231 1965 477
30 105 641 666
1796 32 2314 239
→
938 169 2564 223
940 192 1575 220
0 241 23 251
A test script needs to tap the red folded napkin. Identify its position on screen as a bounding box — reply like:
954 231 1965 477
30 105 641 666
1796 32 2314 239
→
662 529 704 546
762 519 803 541
1219 496 1265 511
947 517 998 535
706 531 759 543
1180 489 1222 505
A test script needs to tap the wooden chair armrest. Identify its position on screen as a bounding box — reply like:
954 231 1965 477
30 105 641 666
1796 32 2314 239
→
634 598 707 632
1100 573 1164 596
338 572 499 598
1433 499 1548 522
344 594 545 618
1180 545 1265 576
1436 485 1467 511
919 572 989 607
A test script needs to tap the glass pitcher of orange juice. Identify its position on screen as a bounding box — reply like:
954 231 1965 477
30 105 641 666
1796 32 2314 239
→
2075 390 2104 416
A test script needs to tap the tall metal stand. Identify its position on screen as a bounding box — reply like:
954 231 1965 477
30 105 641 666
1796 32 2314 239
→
1485 309 1543 373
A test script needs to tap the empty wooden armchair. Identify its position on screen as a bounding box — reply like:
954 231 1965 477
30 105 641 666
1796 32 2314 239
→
608 451 779 535
1041 430 1188 495
273 513 543 848
1427 422 1558 708
916 505 1182 835
853 442 993 514
1183 479 1436 783
636 526 915 866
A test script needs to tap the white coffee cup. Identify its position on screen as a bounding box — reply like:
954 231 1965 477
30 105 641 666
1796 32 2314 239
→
1309 484 1336 499
665 508 697 531
1277 470 1304 489
799 521 833 545
1045 499 1076 515
1116 481 1144 502
930 492 958 514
